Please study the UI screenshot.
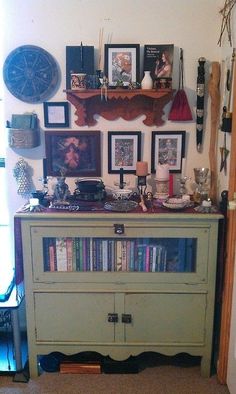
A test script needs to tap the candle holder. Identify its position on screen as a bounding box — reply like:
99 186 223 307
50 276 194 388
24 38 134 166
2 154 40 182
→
177 176 191 196
154 178 169 200
136 175 147 196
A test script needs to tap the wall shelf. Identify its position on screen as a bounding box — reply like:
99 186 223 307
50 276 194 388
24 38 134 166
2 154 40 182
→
65 89 174 127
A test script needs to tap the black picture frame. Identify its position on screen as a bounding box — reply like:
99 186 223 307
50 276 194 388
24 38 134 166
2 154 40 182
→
151 131 186 174
43 102 69 128
45 130 101 177
108 131 141 173
104 44 140 87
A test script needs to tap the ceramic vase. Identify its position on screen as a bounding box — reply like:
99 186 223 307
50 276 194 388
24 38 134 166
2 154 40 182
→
141 71 153 89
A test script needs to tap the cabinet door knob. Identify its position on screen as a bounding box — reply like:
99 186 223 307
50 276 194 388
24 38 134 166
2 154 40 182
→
114 224 124 234
107 313 118 323
122 314 132 324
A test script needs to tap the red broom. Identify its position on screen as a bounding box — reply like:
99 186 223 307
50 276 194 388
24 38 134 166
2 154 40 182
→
168 48 193 121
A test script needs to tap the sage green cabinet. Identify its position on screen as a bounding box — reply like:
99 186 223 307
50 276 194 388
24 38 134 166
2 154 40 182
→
17 211 222 377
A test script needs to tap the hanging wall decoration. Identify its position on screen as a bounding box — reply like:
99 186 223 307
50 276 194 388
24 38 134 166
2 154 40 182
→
13 158 34 198
218 0 236 46
168 48 192 121
3 45 59 103
196 57 206 152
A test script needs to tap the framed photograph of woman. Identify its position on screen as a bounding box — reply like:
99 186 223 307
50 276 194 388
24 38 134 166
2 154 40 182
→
151 130 186 173
143 44 174 86
45 130 101 177
104 44 140 87
108 131 141 173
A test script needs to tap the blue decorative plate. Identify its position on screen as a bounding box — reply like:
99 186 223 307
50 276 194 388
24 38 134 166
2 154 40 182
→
3 45 59 103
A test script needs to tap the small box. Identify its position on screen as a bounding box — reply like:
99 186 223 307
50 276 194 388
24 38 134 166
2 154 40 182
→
60 362 101 374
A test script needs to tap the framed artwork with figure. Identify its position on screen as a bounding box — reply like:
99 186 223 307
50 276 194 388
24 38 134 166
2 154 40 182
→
151 130 185 173
108 131 141 173
45 130 101 177
104 44 140 87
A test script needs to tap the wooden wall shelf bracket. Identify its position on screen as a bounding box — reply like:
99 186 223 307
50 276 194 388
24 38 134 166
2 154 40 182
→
65 89 174 127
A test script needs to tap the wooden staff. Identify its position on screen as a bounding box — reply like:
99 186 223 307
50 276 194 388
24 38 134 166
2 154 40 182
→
196 57 206 152
208 62 221 203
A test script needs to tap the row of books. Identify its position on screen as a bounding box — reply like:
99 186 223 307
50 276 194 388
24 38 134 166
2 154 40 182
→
43 237 173 273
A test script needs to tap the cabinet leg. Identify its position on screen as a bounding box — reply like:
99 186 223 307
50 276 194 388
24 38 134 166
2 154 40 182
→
200 355 211 377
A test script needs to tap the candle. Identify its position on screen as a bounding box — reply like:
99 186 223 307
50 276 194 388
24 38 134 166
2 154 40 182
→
136 161 148 176
43 158 47 180
181 158 186 178
156 163 169 180
119 167 124 189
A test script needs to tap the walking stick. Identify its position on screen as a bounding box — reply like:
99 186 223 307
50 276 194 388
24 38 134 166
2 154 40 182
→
208 62 221 203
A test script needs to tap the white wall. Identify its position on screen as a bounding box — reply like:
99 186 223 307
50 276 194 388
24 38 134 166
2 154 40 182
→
1 0 223 221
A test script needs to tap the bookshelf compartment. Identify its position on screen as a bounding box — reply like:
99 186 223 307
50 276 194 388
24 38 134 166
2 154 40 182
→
31 222 208 283
42 236 197 273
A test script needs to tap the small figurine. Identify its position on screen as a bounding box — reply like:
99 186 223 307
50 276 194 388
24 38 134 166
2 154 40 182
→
54 176 70 204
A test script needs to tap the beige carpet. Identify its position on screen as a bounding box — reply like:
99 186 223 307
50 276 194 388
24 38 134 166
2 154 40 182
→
0 366 230 394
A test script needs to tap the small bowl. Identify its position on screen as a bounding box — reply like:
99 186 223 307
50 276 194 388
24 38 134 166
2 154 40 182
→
167 197 186 205
162 197 187 210
112 189 133 200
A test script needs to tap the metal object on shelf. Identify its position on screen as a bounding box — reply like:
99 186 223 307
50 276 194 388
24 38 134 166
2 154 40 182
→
104 200 138 212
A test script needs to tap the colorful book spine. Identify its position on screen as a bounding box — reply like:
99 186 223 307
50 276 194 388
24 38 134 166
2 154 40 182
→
152 245 157 272
129 240 135 271
75 238 81 271
66 238 73 271
102 239 108 271
56 237 67 271
49 238 56 272
43 238 51 271
121 240 127 271
72 239 77 271
145 245 150 272
82 238 87 272
116 240 122 271
89 238 93 271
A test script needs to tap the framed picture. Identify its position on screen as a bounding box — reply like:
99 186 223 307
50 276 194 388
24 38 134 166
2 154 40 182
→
104 44 140 87
151 131 186 173
45 130 101 177
108 131 141 173
143 44 174 82
43 102 69 128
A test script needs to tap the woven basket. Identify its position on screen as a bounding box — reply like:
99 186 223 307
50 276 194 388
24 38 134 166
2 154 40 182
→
8 128 39 149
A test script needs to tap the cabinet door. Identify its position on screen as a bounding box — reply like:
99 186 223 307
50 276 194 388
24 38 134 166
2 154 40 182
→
123 293 206 344
34 292 115 343
30 224 209 284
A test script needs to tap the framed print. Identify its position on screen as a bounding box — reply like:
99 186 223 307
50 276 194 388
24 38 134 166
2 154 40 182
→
143 44 174 88
108 131 141 173
43 102 69 128
151 131 186 173
45 130 101 177
104 44 140 87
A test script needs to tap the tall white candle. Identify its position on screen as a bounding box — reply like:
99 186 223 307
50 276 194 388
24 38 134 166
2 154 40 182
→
156 163 169 180
181 158 186 178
